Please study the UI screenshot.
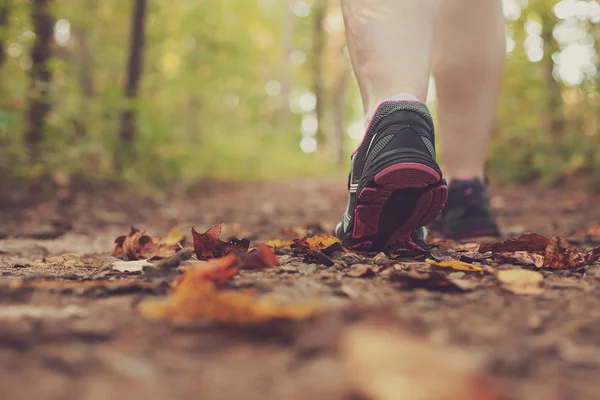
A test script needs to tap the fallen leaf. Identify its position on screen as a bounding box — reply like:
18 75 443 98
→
347 264 376 278
112 259 152 273
191 224 250 260
113 226 179 260
390 270 473 292
239 246 280 270
160 227 186 247
427 259 484 272
173 254 239 287
497 269 544 295
139 256 317 323
495 251 544 268
265 239 295 248
341 321 497 400
479 233 550 254
291 234 342 253
543 236 586 269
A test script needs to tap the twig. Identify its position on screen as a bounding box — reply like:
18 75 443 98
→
152 248 195 270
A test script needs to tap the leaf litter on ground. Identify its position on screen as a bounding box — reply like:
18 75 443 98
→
139 253 317 324
480 233 600 269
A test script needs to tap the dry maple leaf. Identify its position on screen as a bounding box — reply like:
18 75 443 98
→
496 269 544 295
239 245 280 270
543 236 587 269
113 226 180 261
191 224 250 260
341 321 498 400
426 259 484 272
479 233 550 254
139 256 317 324
113 226 159 260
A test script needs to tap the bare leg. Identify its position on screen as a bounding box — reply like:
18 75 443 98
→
341 0 441 112
433 0 505 181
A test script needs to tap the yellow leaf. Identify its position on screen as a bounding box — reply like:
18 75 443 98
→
426 259 484 272
265 239 295 248
162 227 185 247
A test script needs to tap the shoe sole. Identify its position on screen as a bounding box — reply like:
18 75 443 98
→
349 162 447 252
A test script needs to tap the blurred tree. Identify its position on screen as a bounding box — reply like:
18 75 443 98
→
0 0 10 70
312 0 327 149
117 0 147 171
24 0 53 163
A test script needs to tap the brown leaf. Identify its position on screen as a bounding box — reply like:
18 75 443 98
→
543 236 586 269
139 257 317 324
390 270 473 292
112 226 160 260
347 264 377 278
495 251 544 268
341 321 498 400
497 269 544 295
239 246 280 270
479 233 550 254
426 259 484 272
191 224 250 261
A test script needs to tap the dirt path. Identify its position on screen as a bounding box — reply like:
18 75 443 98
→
2 179 600 400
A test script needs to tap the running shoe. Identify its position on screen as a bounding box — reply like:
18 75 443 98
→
428 177 500 238
335 101 448 252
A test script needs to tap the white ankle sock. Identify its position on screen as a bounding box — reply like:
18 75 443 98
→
364 93 420 128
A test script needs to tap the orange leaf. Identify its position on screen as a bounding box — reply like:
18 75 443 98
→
291 234 344 255
240 245 280 270
139 255 317 324
173 254 239 288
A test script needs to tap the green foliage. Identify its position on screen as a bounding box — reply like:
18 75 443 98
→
0 0 599 190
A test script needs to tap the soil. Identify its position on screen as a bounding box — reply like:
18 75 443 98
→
2 178 600 400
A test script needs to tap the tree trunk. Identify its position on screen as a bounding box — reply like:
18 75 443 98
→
312 0 327 149
24 0 53 163
0 0 10 70
333 55 349 167
540 9 562 143
279 0 295 130
116 0 147 170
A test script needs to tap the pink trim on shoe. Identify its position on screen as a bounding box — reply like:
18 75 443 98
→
352 100 428 156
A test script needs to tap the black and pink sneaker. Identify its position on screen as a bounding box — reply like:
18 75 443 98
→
335 101 447 253
428 177 500 239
